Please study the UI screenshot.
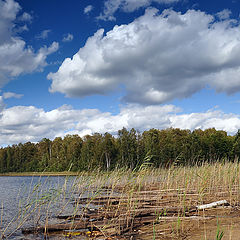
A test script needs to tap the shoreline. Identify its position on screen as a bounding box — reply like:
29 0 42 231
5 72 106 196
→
2 162 240 239
0 172 79 176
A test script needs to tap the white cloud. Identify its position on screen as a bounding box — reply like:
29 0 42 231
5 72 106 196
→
0 104 240 146
84 5 93 15
19 12 32 22
0 96 5 112
36 29 51 40
170 110 240 134
49 9 240 105
0 0 21 44
62 33 74 42
98 0 179 20
0 40 59 83
0 0 59 86
216 9 231 20
3 92 23 99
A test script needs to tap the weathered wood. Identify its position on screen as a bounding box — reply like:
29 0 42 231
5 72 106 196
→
56 214 85 220
22 221 89 234
197 200 229 210
157 216 215 221
22 184 233 239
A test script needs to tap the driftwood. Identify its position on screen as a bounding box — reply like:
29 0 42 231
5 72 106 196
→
21 187 232 239
22 214 154 235
197 200 229 210
22 222 89 234
20 205 200 236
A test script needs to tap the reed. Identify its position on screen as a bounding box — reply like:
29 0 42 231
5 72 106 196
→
2 161 240 239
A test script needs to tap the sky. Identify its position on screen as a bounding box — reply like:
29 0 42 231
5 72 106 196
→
1 0 240 145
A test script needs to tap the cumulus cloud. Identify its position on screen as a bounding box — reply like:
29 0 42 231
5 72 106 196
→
98 0 180 20
0 40 59 84
84 5 93 15
62 33 74 42
0 104 240 146
170 110 240 134
216 9 231 20
0 0 21 44
49 8 240 105
0 0 59 86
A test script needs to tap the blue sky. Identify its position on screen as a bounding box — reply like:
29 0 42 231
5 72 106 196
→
1 0 240 145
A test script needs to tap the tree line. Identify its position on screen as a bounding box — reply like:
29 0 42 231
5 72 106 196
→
0 127 240 173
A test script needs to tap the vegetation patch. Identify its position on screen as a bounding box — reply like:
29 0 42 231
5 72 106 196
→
0 127 239 173
6 162 240 239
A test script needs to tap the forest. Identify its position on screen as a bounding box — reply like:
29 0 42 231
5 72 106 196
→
0 127 240 173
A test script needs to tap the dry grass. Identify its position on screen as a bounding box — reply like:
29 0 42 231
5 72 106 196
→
4 161 240 239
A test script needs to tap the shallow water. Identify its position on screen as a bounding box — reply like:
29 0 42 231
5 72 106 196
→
0 176 80 239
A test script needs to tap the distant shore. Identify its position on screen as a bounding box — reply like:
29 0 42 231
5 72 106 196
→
0 172 79 176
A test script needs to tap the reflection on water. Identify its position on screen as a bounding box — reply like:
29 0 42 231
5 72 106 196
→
0 176 80 239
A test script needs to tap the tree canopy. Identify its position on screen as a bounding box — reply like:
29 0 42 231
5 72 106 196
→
0 127 239 173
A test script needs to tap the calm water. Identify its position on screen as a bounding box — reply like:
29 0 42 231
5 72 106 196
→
0 176 80 239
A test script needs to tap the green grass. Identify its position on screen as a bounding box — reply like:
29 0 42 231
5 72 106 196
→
216 218 224 240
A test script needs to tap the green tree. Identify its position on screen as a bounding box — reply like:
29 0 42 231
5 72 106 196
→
100 133 117 170
36 138 52 171
116 128 138 169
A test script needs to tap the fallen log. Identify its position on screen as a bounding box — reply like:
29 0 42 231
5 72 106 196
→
56 214 85 220
157 215 214 221
22 221 89 234
196 200 229 210
55 205 197 224
22 212 156 236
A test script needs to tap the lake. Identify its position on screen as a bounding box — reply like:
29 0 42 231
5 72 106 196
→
0 175 82 239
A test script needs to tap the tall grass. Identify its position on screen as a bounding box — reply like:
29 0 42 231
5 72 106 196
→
1 161 240 239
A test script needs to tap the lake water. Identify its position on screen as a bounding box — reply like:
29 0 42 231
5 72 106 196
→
0 176 81 239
